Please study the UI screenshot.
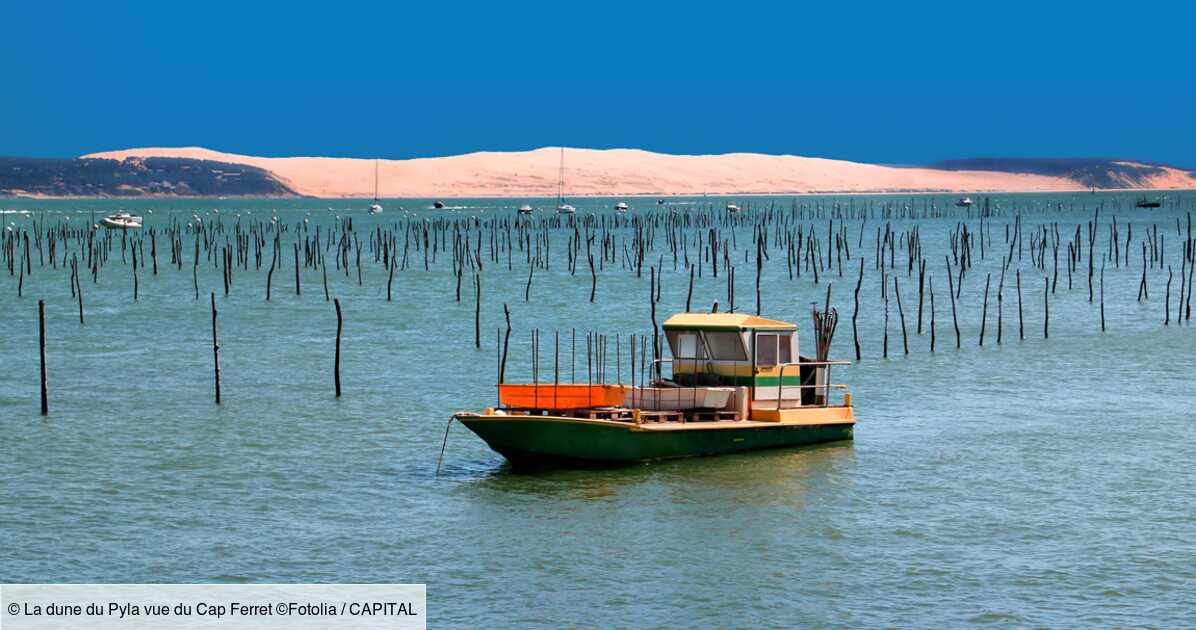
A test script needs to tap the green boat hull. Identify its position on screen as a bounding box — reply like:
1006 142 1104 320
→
457 416 853 468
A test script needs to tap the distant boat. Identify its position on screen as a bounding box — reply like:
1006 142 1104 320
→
517 204 534 215
657 199 665 205
101 212 142 229
615 202 629 213
726 203 739 213
433 201 446 209
956 197 974 207
368 160 383 214
1135 197 1161 208
554 147 576 214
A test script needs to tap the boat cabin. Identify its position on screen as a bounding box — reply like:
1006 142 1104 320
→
662 312 829 413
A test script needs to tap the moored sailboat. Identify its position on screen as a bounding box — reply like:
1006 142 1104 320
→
555 147 575 214
368 160 383 214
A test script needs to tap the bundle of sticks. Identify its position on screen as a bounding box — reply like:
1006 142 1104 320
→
812 286 838 362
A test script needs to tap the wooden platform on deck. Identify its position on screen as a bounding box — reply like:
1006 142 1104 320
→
492 405 851 427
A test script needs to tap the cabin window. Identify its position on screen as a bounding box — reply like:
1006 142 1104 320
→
666 331 707 360
677 332 704 359
704 331 747 361
756 334 778 367
755 332 793 367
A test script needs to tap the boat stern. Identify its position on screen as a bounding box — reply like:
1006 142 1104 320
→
749 404 854 424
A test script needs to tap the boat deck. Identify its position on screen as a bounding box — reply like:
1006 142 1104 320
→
476 404 853 429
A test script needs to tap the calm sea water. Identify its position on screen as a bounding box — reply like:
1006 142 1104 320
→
1 193 1194 627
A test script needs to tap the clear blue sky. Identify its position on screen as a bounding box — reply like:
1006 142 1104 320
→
2 1 1192 166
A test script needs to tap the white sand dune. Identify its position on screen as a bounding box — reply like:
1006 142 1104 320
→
83 146 1196 197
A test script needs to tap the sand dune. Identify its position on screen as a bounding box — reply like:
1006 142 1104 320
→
83 146 1196 197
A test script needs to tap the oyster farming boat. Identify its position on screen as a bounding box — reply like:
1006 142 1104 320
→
453 311 854 467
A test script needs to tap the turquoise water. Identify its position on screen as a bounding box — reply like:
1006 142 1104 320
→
1 193 1194 627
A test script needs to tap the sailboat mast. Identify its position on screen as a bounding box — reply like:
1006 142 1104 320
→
557 147 564 206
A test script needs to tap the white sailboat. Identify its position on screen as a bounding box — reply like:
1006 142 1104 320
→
368 160 383 214
614 202 629 213
555 147 575 214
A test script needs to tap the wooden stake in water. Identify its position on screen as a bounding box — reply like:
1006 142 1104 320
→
73 258 84 325
39 299 47 415
1043 277 1050 338
1100 261 1106 332
979 273 990 346
852 259 863 361
499 304 511 384
929 275 936 353
334 298 343 397
1017 269 1024 340
294 243 301 296
1164 266 1173 326
945 257 960 348
686 264 694 312
211 292 221 404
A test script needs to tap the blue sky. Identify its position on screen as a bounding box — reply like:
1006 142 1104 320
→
1 1 1192 166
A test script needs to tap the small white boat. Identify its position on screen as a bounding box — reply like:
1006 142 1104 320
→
517 205 534 214
557 204 576 214
100 212 143 229
726 203 740 213
368 160 383 213
615 202 629 212
956 197 974 207
623 386 735 411
433 201 446 209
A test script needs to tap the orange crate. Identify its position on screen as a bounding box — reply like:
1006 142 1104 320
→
499 384 627 410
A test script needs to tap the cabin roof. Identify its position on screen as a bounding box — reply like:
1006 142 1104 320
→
662 313 797 332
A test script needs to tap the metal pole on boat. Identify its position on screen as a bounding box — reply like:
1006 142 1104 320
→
586 332 592 408
616 334 621 385
630 335 636 410
554 330 559 410
496 327 501 407
533 329 539 409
